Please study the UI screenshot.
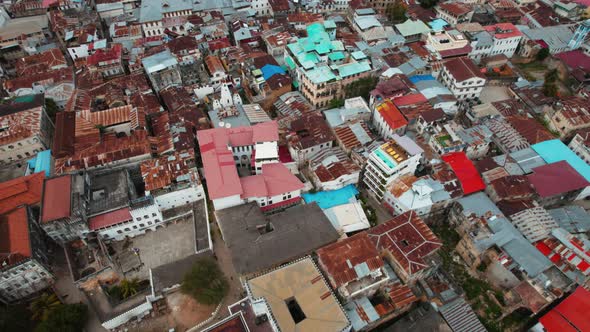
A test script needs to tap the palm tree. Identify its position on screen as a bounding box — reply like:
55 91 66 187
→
120 278 140 299
31 292 61 321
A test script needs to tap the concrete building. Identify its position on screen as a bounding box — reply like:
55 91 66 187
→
0 95 53 165
138 0 193 37
436 2 474 26
508 204 558 243
545 96 590 139
0 173 54 304
245 257 350 332
142 49 182 92
439 57 486 100
372 100 409 140
309 147 361 191
317 232 389 300
363 136 424 200
383 174 452 222
367 212 442 283
394 20 431 44
287 113 335 165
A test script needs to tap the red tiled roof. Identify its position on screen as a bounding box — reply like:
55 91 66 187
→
528 161 589 198
392 93 428 107
444 57 485 82
317 232 384 289
41 175 72 223
484 23 522 39
389 283 418 309
438 2 472 17
86 43 122 66
141 150 198 192
15 48 66 76
88 207 132 230
556 50 590 72
376 100 408 130
441 152 485 195
0 173 44 215
0 207 32 268
367 211 441 277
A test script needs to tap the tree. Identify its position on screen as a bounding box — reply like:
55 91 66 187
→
34 303 88 332
543 82 558 97
0 304 34 332
386 1 407 23
120 278 140 299
328 98 344 108
344 76 378 101
44 98 59 121
181 257 229 305
420 0 439 9
536 48 550 61
30 293 61 321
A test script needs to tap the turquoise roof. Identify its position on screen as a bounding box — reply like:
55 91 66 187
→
324 20 337 29
27 149 51 176
532 139 590 182
337 61 371 78
328 51 345 61
351 51 367 60
429 18 449 32
374 148 397 169
306 66 338 84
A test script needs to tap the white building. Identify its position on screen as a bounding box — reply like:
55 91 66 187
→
363 135 424 200
383 174 452 219
372 100 408 140
138 0 193 37
439 57 486 100
86 197 164 241
568 129 590 165
508 205 558 243
308 147 361 191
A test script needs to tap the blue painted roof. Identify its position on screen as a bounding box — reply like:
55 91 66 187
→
27 149 51 176
409 74 436 83
260 64 286 80
532 139 590 182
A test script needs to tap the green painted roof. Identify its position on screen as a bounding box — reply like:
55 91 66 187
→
324 20 336 29
395 19 431 37
351 51 367 60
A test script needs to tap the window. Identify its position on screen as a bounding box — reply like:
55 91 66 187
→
152 213 157 217
124 228 130 231
133 225 137 229
144 215 149 219
140 223 145 227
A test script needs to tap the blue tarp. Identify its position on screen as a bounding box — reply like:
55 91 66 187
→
409 74 436 83
261 64 286 80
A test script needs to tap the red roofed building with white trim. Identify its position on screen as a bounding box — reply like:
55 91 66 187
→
197 121 304 211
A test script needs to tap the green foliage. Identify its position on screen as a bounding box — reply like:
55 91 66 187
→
536 48 550 61
44 98 59 121
329 98 345 109
476 262 487 272
30 293 61 321
181 257 229 305
0 304 34 332
344 76 378 101
420 0 439 9
386 1 407 22
34 303 88 332
545 69 559 83
543 82 558 97
120 278 140 299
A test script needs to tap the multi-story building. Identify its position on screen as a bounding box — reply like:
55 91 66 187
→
308 147 361 191
436 2 474 25
568 129 590 164
0 94 54 165
287 113 335 165
426 29 471 59
483 23 522 58
363 135 424 200
383 174 452 222
0 173 54 304
545 97 590 139
284 22 373 109
367 212 442 284
439 57 486 101
528 161 589 207
508 204 558 243
138 0 193 37
142 49 182 92
197 121 304 211
372 100 409 140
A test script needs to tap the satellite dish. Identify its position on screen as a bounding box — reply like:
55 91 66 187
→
225 123 232 128
219 121 225 127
